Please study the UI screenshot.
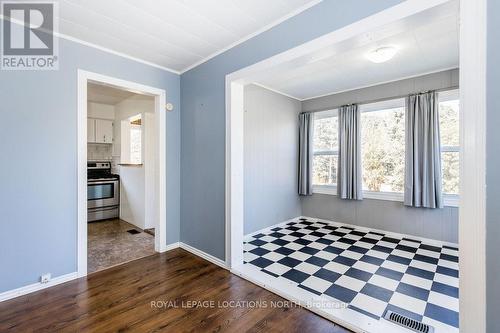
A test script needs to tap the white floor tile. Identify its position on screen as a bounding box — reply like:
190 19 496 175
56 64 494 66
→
427 291 459 312
244 252 259 262
281 235 298 242
295 262 320 275
303 234 319 242
368 274 399 291
261 242 280 251
334 242 351 249
324 261 350 275
401 274 433 289
315 251 337 261
389 292 427 315
243 243 257 252
309 242 329 250
301 276 332 293
353 260 379 274
438 259 459 270
416 248 441 258
341 250 363 260
335 275 366 292
284 242 303 251
434 273 459 288
262 251 285 262
410 260 437 272
378 241 398 248
381 260 407 273
350 293 387 317
289 251 311 261
391 249 415 259
399 240 420 248
366 249 390 260
265 262 291 275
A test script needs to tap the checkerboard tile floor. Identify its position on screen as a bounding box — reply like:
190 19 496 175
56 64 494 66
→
243 218 459 332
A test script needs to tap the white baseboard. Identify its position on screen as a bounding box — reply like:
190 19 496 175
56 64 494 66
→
0 272 78 303
179 242 228 269
0 243 225 304
160 241 180 253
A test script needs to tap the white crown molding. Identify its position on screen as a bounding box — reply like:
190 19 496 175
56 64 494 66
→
0 15 181 75
0 272 78 303
179 0 324 74
58 33 181 75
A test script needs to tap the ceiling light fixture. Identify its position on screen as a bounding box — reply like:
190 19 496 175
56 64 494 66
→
366 46 398 63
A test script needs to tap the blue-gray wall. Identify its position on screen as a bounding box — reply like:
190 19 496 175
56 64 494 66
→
301 69 459 243
180 0 405 260
244 84 301 234
486 0 500 330
0 37 180 293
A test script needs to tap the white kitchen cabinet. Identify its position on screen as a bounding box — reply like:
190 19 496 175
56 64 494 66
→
87 118 96 142
95 119 113 143
87 118 113 143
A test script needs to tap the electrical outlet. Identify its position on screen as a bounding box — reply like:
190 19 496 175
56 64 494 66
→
40 273 51 284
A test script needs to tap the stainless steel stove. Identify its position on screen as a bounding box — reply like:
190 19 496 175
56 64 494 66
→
87 162 120 222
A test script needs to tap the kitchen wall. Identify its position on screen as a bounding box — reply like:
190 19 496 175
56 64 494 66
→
114 96 156 230
301 69 459 243
244 84 302 234
180 0 405 260
0 35 180 294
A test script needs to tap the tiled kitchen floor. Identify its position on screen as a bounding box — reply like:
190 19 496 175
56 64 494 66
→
88 219 155 273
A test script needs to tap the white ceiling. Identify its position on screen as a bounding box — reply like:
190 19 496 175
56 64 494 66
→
88 83 151 105
252 2 459 100
56 0 320 73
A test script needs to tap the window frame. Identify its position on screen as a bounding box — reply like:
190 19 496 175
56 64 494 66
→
312 93 459 207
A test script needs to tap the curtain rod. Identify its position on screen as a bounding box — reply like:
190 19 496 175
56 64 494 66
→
301 85 459 114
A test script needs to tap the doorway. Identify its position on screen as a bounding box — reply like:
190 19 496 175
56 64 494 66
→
77 70 167 277
225 0 485 332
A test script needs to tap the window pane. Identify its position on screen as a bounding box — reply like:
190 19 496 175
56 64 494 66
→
313 116 338 151
130 125 142 164
313 154 338 185
361 107 405 192
442 152 459 194
439 100 459 146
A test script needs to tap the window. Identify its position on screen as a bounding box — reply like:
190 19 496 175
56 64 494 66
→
438 89 460 195
312 110 338 186
120 114 142 164
311 90 460 206
360 99 405 194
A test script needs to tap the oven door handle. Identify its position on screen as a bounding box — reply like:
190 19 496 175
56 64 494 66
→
88 180 119 185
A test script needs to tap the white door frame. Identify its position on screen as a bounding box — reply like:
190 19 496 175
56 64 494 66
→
225 0 487 331
77 69 167 277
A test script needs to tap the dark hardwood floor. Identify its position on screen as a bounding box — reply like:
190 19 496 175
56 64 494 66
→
0 249 351 332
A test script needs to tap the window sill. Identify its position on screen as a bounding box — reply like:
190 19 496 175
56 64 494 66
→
312 185 459 207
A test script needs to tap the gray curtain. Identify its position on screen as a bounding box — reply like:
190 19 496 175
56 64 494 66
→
298 112 314 196
337 104 362 200
404 91 443 208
